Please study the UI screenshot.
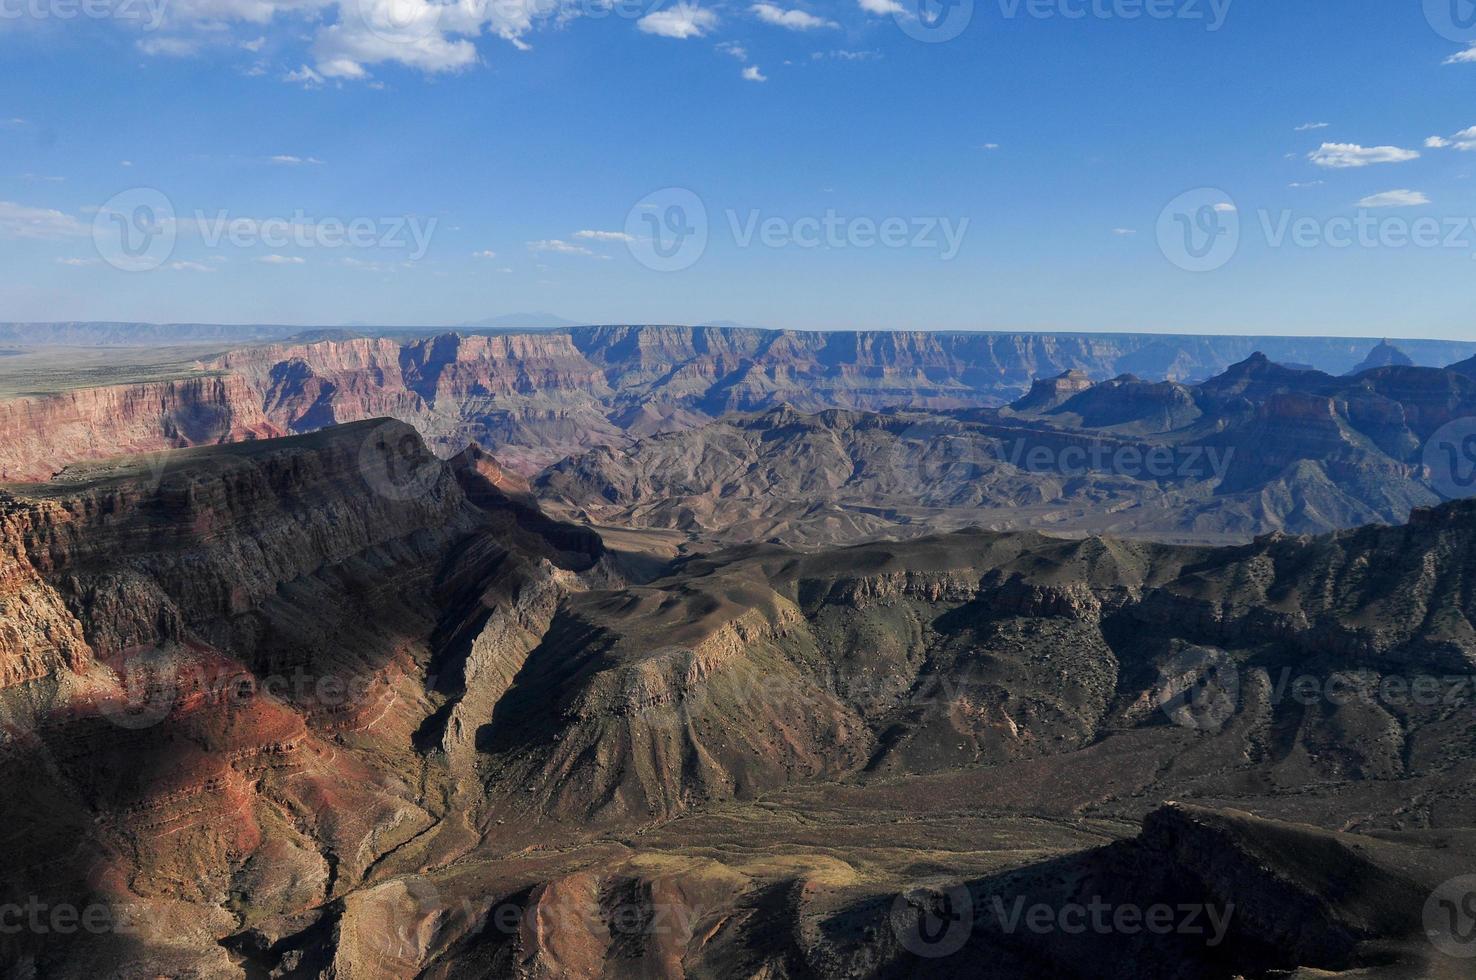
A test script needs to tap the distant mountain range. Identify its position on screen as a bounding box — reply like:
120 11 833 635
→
2 321 1474 375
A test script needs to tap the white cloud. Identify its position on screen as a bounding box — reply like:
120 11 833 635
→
1288 180 1324 188
472 249 498 257
1424 126 1476 152
1294 122 1329 132
1356 189 1430 208
857 0 904 14
751 3 837 29
742 64 767 82
242 36 266 51
574 230 632 242
56 257 99 266
0 201 86 240
284 65 324 85
169 260 216 271
980 142 999 150
528 239 594 255
637 4 717 38
1308 142 1419 168
717 41 748 60
270 154 324 165
19 174 64 183
120 160 134 167
1212 202 1237 213
1445 44 1476 64
1112 228 1136 236
258 254 305 264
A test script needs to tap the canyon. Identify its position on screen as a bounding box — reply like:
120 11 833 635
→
1 417 1475 976
3 326 1476 976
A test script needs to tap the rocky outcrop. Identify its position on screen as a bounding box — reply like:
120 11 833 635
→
0 420 615 975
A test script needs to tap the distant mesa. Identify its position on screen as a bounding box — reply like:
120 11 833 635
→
1346 340 1414 376
1009 368 1096 413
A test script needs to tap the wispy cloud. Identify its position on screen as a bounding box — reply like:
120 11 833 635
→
472 249 498 258
528 239 595 255
0 201 86 240
574 230 633 242
1295 122 1329 131
856 0 904 14
1445 44 1476 64
270 154 324 165
258 254 305 264
1356 189 1430 208
1308 142 1419 168
742 65 768 82
751 3 837 29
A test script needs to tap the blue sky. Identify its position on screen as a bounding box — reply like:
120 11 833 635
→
3 0 1476 337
